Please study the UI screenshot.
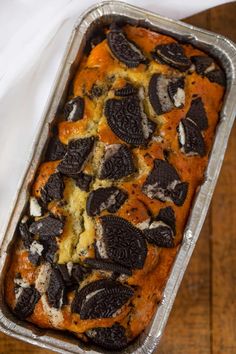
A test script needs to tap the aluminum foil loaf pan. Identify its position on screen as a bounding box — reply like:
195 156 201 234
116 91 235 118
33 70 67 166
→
0 1 236 353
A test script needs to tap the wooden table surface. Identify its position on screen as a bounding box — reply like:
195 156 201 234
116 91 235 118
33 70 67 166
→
1 3 235 354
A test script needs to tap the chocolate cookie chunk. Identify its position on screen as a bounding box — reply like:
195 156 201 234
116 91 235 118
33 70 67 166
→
186 97 208 130
100 215 147 269
191 55 214 75
74 172 93 192
178 118 206 156
71 279 134 319
45 137 67 161
19 217 34 249
107 29 146 67
57 137 95 176
64 96 85 121
46 267 65 308
152 42 191 71
144 223 174 248
156 206 176 234
71 263 91 284
86 187 127 216
86 323 128 350
29 215 64 238
99 144 135 180
40 172 64 204
114 83 138 96
84 258 132 276
14 286 40 319
41 237 58 263
205 68 226 87
168 77 185 108
171 181 189 206
105 94 156 146
142 159 188 206
148 74 174 115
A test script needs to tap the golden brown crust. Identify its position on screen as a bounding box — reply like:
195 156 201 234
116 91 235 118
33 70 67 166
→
5 24 225 347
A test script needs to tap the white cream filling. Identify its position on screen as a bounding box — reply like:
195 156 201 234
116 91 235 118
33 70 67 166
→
29 197 42 217
178 121 186 146
136 219 151 230
67 102 77 121
67 261 73 276
30 240 44 256
204 62 216 73
173 87 185 108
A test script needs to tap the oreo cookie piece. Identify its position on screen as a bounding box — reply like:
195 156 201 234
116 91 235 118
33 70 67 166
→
64 96 84 121
86 187 127 216
46 267 65 308
186 97 208 130
19 217 34 249
178 118 206 156
100 215 147 269
205 68 226 87
115 83 138 97
75 172 93 192
29 215 64 238
107 29 146 68
40 172 64 204
143 222 174 248
84 258 132 276
86 323 128 350
99 144 135 180
45 137 67 161
41 237 58 263
148 74 174 115
171 181 189 206
152 42 191 71
105 94 156 146
142 159 188 206
71 263 91 284
56 264 72 287
156 206 176 234
168 77 185 108
57 137 95 176
71 279 134 319
28 240 44 265
89 84 104 99
14 285 40 319
191 55 214 75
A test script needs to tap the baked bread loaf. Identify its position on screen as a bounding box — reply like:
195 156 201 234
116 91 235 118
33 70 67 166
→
5 24 225 350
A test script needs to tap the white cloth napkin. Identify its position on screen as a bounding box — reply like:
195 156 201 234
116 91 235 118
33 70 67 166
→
0 0 230 238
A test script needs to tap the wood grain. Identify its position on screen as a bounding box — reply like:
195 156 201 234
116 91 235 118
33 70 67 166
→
0 3 235 353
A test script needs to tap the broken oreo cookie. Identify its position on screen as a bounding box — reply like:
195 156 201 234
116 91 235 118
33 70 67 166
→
99 144 135 180
114 83 138 96
144 221 174 248
178 118 206 157
152 42 191 72
86 187 127 216
64 96 85 121
46 267 65 308
71 279 134 319
19 217 34 249
186 97 208 130
107 29 146 67
142 159 188 206
156 206 176 234
45 137 67 161
105 94 156 146
84 258 132 276
14 285 40 319
191 55 214 75
40 172 64 204
58 137 95 176
75 172 93 192
100 215 147 269
205 68 226 87
86 323 128 350
167 77 185 108
148 74 179 115
29 215 64 238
